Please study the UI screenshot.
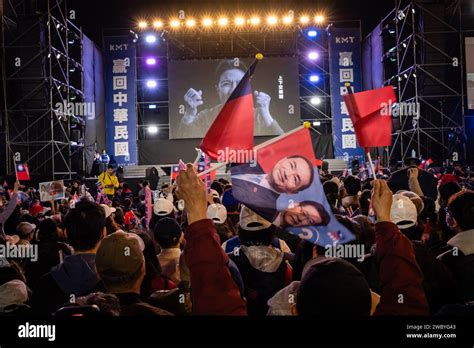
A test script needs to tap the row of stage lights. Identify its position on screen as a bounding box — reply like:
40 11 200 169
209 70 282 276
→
136 14 325 30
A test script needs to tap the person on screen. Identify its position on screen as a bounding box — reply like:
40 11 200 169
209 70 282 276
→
231 156 314 221
179 60 284 138
273 201 331 228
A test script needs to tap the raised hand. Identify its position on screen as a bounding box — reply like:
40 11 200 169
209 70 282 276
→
176 163 207 225
184 88 204 118
371 179 393 223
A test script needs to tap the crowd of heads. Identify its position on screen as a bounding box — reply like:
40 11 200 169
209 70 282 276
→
0 161 473 317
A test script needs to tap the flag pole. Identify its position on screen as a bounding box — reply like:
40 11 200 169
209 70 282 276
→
366 150 377 179
197 161 227 178
13 155 19 182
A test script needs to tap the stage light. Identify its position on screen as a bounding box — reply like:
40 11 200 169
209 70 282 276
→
267 16 278 25
307 30 318 37
218 17 228 26
186 19 196 27
313 121 321 126
153 20 163 29
202 18 213 26
145 34 157 43
308 51 319 60
250 16 260 25
148 104 157 109
315 15 325 24
309 75 320 82
310 97 322 105
56 53 61 59
282 15 293 24
235 17 245 26
147 126 159 134
300 15 310 24
170 19 180 28
146 80 157 88
146 57 157 65
138 21 148 29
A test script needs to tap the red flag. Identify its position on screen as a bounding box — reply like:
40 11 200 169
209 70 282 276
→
343 86 396 148
200 60 258 162
15 162 30 181
255 127 320 173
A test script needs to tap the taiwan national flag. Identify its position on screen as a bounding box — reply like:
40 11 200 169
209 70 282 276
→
15 162 30 181
200 59 258 162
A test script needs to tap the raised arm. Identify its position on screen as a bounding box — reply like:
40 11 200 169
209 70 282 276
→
371 179 429 315
177 164 247 315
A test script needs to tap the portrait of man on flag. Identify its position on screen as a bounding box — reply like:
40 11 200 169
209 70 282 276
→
231 127 355 246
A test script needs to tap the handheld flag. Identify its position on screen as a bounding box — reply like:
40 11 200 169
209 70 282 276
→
15 162 30 181
343 86 396 148
200 58 258 161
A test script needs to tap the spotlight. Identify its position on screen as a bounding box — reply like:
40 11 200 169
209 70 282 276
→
145 34 157 43
309 75 320 82
250 16 260 25
267 16 278 25
56 53 61 59
307 30 318 38
148 104 157 109
153 20 163 29
282 15 293 24
138 21 148 29
170 19 180 28
186 19 196 27
308 51 319 60
218 17 228 26
146 80 157 88
202 18 213 26
313 121 321 126
314 15 325 24
235 17 245 26
300 15 310 24
147 126 159 134
310 97 322 105
146 57 157 65
56 23 61 29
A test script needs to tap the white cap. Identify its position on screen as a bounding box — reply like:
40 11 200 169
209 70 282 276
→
207 203 227 224
239 205 272 231
100 204 116 218
16 222 36 238
390 194 418 229
153 198 174 216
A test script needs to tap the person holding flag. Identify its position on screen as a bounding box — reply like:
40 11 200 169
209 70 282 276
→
0 181 19 237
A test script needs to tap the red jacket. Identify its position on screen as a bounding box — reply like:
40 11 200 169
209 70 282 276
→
184 219 247 315
375 221 429 315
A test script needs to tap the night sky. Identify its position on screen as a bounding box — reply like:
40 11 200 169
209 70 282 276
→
69 0 397 46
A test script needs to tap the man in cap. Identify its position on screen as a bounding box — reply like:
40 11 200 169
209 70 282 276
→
96 231 171 316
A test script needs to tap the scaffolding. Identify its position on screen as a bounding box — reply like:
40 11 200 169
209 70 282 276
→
381 0 466 165
1 0 84 180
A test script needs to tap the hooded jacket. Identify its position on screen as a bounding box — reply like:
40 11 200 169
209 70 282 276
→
31 253 104 315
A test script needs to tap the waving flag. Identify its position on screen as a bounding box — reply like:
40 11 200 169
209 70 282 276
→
200 59 258 162
343 86 396 148
15 162 30 181
231 125 355 247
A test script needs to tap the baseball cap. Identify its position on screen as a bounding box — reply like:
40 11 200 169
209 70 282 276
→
16 222 36 238
100 204 116 218
95 231 145 283
207 204 227 224
239 205 272 231
390 194 418 229
29 203 44 217
153 198 174 216
396 190 424 215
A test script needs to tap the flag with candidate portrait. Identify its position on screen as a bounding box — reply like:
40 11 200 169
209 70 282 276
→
231 127 355 247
